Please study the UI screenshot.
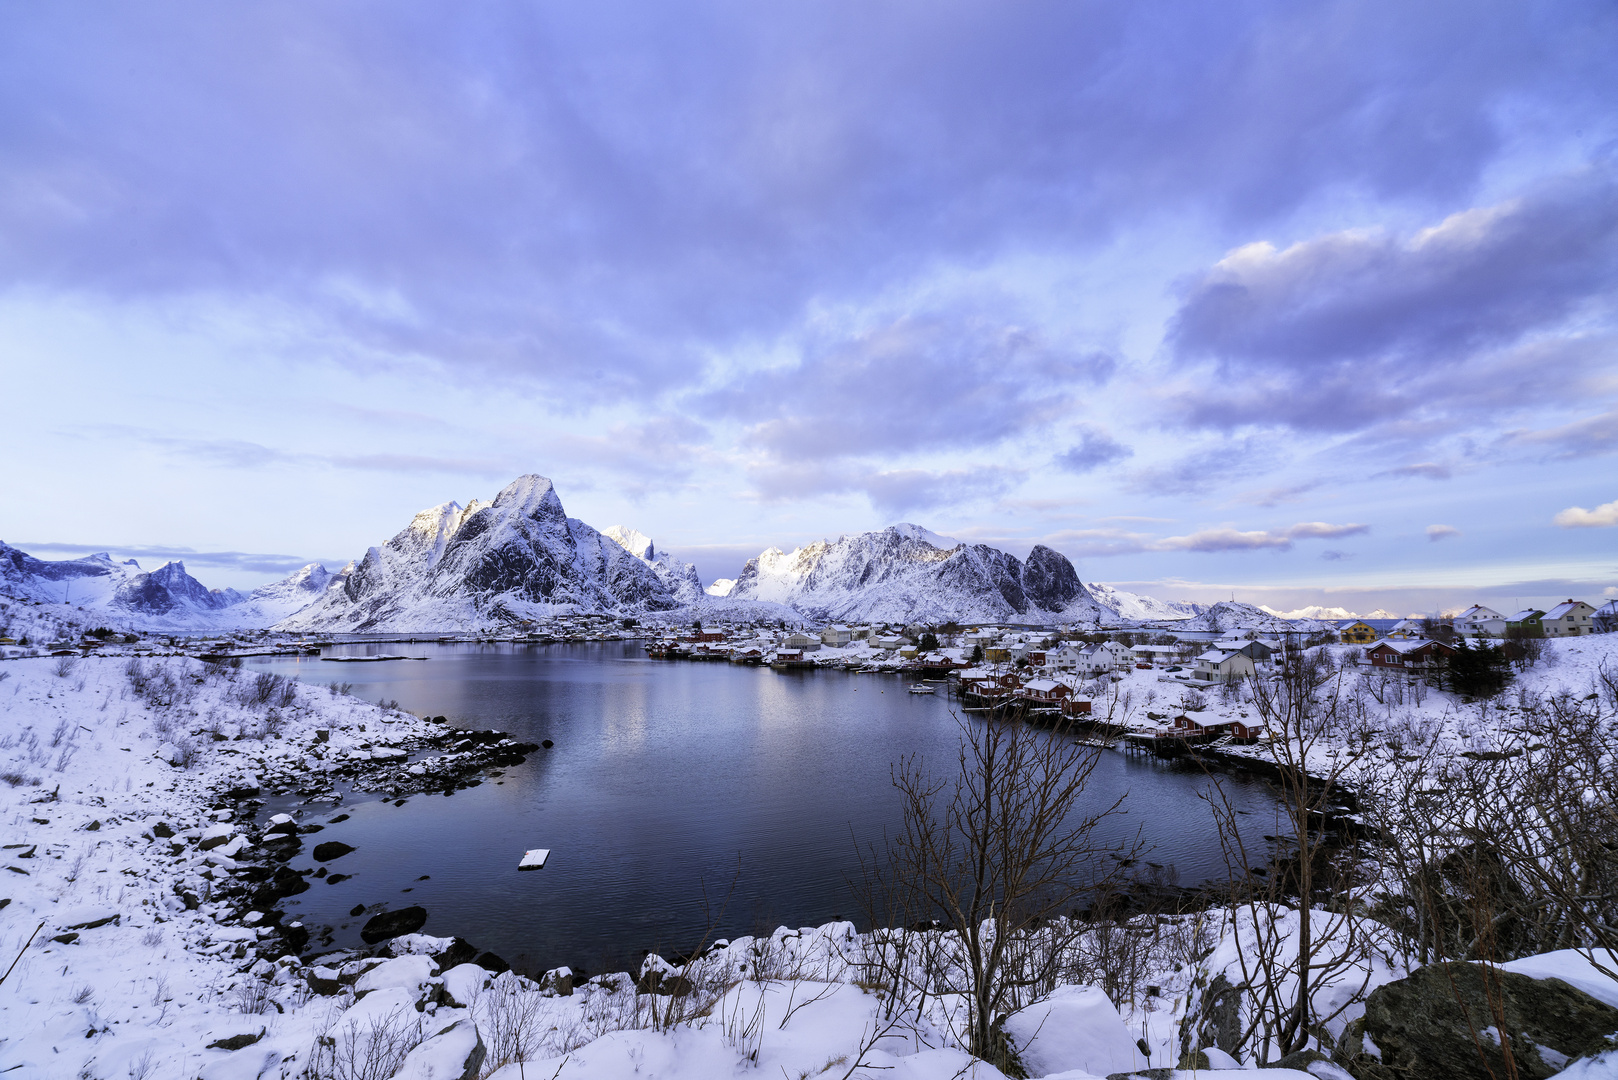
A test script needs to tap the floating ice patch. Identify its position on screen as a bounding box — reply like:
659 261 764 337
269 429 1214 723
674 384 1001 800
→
518 848 550 871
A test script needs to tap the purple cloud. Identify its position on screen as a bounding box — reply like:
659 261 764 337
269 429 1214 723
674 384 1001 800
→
1055 428 1133 473
1167 172 1618 433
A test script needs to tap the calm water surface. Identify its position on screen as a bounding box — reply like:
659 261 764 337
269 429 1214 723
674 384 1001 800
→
245 642 1278 973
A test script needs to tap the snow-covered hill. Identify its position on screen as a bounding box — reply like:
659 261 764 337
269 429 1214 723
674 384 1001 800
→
279 475 691 631
1174 600 1335 635
724 525 1106 625
1085 583 1206 623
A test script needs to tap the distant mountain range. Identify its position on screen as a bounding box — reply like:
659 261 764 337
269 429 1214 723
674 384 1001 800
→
723 523 1106 625
2 473 1338 634
0 541 338 631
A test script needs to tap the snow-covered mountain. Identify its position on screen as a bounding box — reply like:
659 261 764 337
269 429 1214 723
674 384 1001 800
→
602 526 705 606
1085 583 1206 623
1175 601 1336 635
724 525 1106 625
1261 604 1358 621
279 475 693 631
0 541 341 631
706 578 737 598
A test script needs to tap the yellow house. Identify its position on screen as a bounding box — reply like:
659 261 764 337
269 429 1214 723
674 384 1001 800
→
1339 621 1378 644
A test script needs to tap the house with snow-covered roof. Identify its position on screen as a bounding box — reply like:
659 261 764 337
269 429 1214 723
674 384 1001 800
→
1455 605 1506 638
1593 600 1618 634
1339 620 1379 645
1543 600 1596 637
1366 638 1455 673
1386 618 1424 640
1193 648 1255 684
1505 609 1546 636
820 625 854 647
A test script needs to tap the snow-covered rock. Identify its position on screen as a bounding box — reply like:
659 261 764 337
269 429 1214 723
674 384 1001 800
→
724 525 1106 625
393 1017 485 1080
353 955 440 1001
1002 985 1143 1077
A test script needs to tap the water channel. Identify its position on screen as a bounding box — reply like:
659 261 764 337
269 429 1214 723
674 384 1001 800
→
244 641 1280 974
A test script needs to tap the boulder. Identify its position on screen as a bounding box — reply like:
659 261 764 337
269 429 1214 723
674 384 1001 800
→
392 1017 485 1080
354 954 440 1002
1340 961 1618 1080
312 840 355 862
440 963 492 1009
198 823 235 851
361 906 429 944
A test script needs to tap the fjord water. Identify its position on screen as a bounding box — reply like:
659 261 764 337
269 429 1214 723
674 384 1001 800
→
246 642 1277 974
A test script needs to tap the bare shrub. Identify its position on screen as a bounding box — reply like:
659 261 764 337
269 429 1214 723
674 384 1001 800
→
52 655 78 678
872 710 1139 1067
232 977 274 1014
1 770 37 787
473 976 547 1074
308 1003 424 1080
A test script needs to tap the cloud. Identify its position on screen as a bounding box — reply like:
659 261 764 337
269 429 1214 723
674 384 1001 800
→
1376 462 1453 481
1151 521 1367 553
1126 438 1270 497
747 461 1019 516
5 1 1612 409
1166 172 1618 433
1501 409 1618 459
1426 523 1461 541
1054 428 1132 473
77 426 521 477
1320 550 1352 561
1553 499 1618 527
14 541 320 576
719 315 1114 462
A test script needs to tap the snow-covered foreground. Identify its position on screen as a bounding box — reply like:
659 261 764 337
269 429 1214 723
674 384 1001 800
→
2 651 1615 1080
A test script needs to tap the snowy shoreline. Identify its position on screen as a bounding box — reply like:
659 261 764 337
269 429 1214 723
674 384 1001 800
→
4 640 1616 1079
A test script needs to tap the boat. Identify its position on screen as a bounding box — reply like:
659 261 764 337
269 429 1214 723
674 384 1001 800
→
907 684 935 694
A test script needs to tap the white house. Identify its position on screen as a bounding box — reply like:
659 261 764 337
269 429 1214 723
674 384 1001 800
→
1082 641 1133 674
1193 649 1256 684
1454 605 1506 638
783 632 822 652
1387 618 1424 640
1048 644 1087 673
820 625 855 647
1543 599 1596 637
1594 600 1618 635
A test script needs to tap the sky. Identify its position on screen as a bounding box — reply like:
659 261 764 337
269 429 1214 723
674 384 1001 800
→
2 1 1616 616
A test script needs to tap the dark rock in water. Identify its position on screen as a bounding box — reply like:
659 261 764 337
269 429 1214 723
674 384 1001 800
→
361 905 428 943
474 951 510 974
330 814 350 823
1339 961 1618 1080
314 867 327 878
312 841 355 862
250 866 308 907
433 937 479 970
542 739 554 749
207 1029 264 1051
350 904 366 917
152 822 174 838
326 873 351 884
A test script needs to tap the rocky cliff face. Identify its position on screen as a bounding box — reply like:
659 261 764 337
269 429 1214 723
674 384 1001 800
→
726 525 1105 624
281 475 687 631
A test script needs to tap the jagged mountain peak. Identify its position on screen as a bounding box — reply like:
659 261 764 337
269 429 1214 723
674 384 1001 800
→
491 474 565 521
603 525 655 561
280 474 693 631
